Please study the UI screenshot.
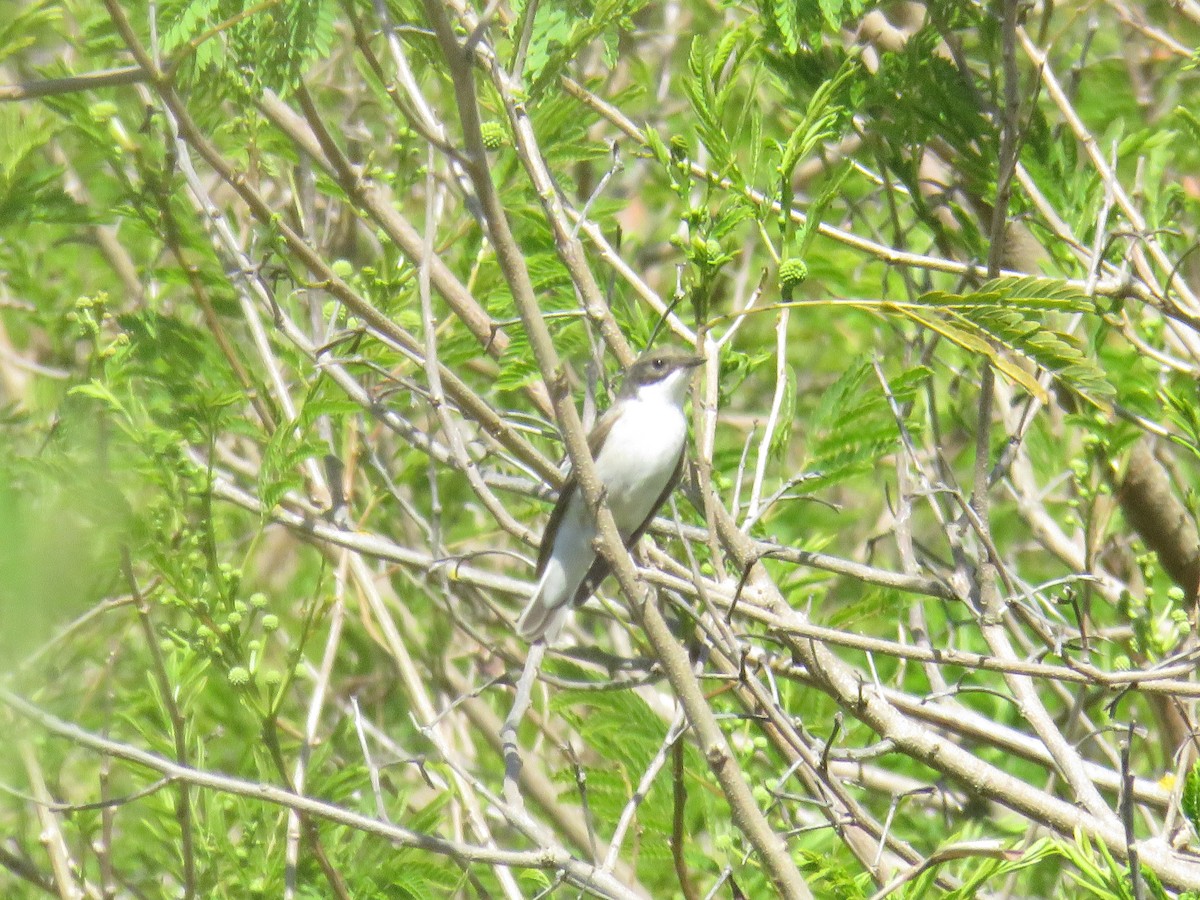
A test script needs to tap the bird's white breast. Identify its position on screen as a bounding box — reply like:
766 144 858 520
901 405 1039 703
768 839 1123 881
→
593 396 687 536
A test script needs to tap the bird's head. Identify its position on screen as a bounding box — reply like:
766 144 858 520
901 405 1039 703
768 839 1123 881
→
621 348 705 404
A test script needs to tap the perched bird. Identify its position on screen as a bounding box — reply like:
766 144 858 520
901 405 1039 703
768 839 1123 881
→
517 348 705 643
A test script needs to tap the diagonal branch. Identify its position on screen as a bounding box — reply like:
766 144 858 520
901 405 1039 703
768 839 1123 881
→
418 3 813 896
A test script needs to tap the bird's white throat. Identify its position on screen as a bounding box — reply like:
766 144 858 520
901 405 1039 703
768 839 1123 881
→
631 366 693 407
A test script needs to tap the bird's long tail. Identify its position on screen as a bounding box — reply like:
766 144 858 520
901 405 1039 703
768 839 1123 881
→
516 566 572 643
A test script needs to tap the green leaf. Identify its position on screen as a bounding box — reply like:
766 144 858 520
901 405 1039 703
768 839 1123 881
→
797 358 929 494
794 162 851 256
760 0 802 54
68 381 128 416
768 365 796 462
777 61 855 181
890 303 1049 400
895 279 1114 404
710 20 751 83
0 0 60 66
643 124 671 167
685 37 734 175
160 0 336 96
1183 760 1200 836
528 0 653 97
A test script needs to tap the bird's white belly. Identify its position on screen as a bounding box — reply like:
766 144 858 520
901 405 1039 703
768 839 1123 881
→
594 399 686 535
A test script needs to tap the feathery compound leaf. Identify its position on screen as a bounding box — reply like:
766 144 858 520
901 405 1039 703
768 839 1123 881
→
809 356 870 438
795 162 851 256
798 358 928 493
529 0 652 97
710 20 752 82
1160 386 1200 462
685 37 734 174
818 0 870 29
550 689 695 831
760 0 801 54
918 277 1095 313
160 0 335 95
891 304 1048 401
983 276 1097 311
775 62 854 245
0 2 60 66
778 61 855 177
899 278 1113 404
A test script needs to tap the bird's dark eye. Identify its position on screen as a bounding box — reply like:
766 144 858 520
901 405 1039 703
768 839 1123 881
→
653 357 665 369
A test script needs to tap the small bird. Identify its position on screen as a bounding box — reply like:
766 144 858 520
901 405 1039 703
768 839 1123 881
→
517 348 705 643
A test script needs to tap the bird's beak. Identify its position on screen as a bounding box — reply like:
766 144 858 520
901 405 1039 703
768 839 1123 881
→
684 355 705 369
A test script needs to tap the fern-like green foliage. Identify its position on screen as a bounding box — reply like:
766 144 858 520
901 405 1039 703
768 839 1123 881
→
756 0 868 54
160 0 335 96
1058 829 1184 900
0 106 82 225
524 0 652 97
775 62 854 248
685 37 738 178
550 687 719 889
1160 384 1200 463
894 277 1114 404
796 356 929 496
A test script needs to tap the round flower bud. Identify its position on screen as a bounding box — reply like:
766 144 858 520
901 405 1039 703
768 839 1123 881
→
480 121 508 150
778 258 809 297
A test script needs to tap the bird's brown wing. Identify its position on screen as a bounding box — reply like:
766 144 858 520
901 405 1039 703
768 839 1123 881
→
570 449 685 607
535 408 620 577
